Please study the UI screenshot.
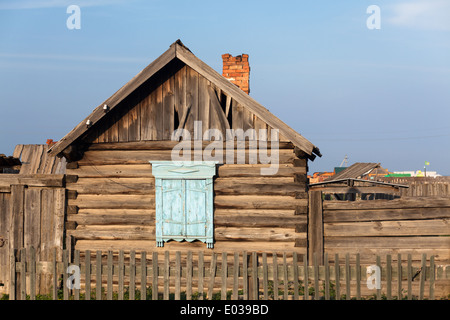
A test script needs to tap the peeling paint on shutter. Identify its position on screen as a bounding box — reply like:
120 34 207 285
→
151 161 217 248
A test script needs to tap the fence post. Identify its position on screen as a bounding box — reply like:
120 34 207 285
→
308 191 323 265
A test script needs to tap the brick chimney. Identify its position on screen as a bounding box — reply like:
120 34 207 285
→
222 53 250 94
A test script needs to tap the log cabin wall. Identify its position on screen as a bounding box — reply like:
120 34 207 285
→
65 60 309 255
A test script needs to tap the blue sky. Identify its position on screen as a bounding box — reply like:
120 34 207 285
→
0 0 449 175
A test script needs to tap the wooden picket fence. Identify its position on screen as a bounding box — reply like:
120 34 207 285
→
4 247 449 300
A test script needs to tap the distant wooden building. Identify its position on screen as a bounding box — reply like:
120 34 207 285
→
48 40 321 254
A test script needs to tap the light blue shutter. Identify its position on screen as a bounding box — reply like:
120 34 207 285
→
151 161 217 248
161 179 184 240
185 179 207 239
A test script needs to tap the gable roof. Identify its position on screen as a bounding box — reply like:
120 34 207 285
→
48 40 321 159
326 162 380 181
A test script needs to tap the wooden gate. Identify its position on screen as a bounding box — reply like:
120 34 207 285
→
0 174 66 294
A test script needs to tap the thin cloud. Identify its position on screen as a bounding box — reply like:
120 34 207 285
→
387 0 450 31
0 0 129 10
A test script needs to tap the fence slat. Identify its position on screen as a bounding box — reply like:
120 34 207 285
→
282 252 288 301
52 248 57 300
334 254 340 300
429 255 435 300
118 250 124 300
175 251 181 300
152 252 158 300
141 251 147 300
221 252 227 300
356 253 361 300
376 255 381 300
85 250 91 300
208 252 217 300
198 251 204 300
29 246 36 300
186 251 192 300
107 251 113 300
272 252 278 300
164 251 169 300
262 253 268 300
407 254 412 300
63 249 69 300
96 250 102 300
74 249 80 300
314 253 319 300
397 254 402 299
293 252 299 300
20 248 26 300
130 250 136 300
324 252 330 300
386 254 392 300
233 252 239 300
345 253 350 300
303 254 308 301
419 253 426 300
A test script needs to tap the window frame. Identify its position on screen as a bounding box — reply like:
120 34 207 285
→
150 161 217 248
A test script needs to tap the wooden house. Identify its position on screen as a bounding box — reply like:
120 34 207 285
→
48 40 321 255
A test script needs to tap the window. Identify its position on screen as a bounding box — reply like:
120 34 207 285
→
150 161 217 248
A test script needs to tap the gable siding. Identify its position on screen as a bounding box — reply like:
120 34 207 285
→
86 63 284 144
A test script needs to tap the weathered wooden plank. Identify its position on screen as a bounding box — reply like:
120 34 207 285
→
323 198 450 210
69 225 302 242
75 240 301 253
78 149 296 165
162 74 175 140
308 191 323 265
0 174 65 187
10 185 25 251
324 219 449 236
88 140 294 150
128 102 141 142
198 76 210 138
85 250 91 300
69 194 154 209
214 195 307 210
140 88 157 140
185 67 199 135
324 207 450 222
324 236 450 249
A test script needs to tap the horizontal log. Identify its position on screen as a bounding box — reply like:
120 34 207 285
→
69 209 305 228
325 236 450 249
69 194 154 209
67 164 305 178
324 219 449 236
215 227 303 242
68 177 154 195
324 198 450 210
324 207 450 222
215 210 306 227
70 194 307 210
311 185 400 194
74 240 301 253
214 195 307 210
88 141 295 150
214 182 307 196
0 174 65 187
79 149 296 165
70 225 301 242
